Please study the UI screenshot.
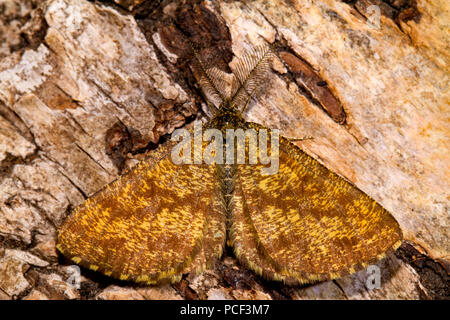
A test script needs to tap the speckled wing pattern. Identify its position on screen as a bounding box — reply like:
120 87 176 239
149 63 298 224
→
57 139 226 284
229 122 402 284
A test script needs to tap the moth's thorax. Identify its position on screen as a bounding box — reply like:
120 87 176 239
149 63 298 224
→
208 103 246 131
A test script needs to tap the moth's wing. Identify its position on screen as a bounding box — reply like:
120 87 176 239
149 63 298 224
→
57 137 226 284
229 122 402 284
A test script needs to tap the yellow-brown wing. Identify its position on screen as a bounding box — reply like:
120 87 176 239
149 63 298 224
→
229 122 402 284
57 139 226 284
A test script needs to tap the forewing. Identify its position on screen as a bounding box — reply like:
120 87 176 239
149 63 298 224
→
229 122 402 284
57 138 226 284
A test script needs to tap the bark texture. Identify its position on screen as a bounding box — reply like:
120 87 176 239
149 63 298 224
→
0 0 448 300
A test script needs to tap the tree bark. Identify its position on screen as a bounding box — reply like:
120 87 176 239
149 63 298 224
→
0 0 448 300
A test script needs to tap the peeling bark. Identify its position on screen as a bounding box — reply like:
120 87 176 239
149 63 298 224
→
0 0 448 300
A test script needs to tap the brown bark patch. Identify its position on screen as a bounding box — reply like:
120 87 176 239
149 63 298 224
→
279 51 346 124
395 242 450 299
105 121 134 173
38 82 78 110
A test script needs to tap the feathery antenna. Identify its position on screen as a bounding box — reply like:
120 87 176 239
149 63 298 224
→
229 44 274 114
190 45 228 111
190 42 273 115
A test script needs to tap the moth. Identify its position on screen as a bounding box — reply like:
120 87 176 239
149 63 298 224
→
57 44 402 285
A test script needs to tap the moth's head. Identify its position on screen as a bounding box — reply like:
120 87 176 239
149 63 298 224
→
208 100 245 130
